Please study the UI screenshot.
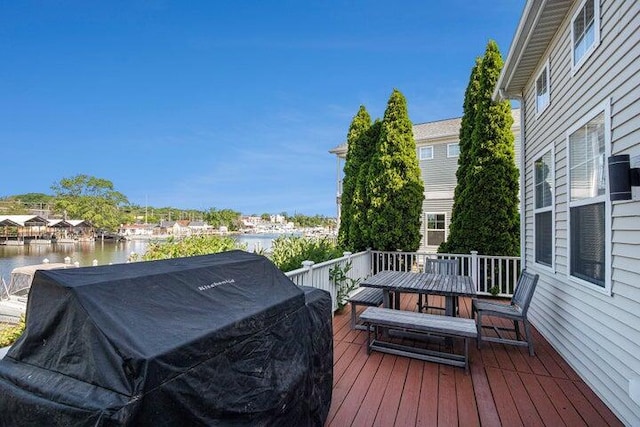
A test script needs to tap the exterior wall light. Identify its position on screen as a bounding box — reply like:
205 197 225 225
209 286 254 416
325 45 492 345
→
608 154 640 201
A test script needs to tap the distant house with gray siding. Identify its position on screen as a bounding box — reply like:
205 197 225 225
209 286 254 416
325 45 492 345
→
494 0 640 424
329 110 521 251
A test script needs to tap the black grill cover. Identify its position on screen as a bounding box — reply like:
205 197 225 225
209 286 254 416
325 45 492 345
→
0 250 333 426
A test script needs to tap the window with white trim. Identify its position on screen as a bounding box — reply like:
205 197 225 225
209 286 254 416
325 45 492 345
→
447 143 460 157
572 0 599 69
535 63 550 114
567 105 610 291
425 213 445 247
419 146 434 160
534 148 554 267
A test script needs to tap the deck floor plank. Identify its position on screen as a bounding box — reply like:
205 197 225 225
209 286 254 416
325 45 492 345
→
373 357 410 426
436 365 458 427
556 377 612 426
327 294 622 427
415 361 440 427
351 353 396 426
536 375 588 427
517 372 566 426
329 351 383 427
485 366 524 426
502 369 545 426
454 366 480 427
394 358 423 427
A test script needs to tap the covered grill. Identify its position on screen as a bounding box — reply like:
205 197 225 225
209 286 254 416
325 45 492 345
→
0 250 333 426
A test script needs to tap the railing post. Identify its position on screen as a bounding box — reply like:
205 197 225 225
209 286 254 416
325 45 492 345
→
301 260 315 287
471 251 479 291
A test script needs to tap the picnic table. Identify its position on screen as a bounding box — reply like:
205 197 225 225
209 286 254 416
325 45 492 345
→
360 270 476 316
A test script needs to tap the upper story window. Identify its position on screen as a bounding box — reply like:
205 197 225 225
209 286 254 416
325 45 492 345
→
567 101 610 293
447 143 460 158
419 146 434 160
572 0 600 70
535 63 550 114
534 148 554 268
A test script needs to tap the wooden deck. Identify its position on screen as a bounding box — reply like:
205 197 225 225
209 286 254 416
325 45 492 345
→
328 293 623 426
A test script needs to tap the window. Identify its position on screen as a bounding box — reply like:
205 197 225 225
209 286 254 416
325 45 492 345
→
536 63 550 113
425 213 446 247
567 103 610 292
572 0 599 69
419 146 434 160
534 149 554 267
447 143 460 158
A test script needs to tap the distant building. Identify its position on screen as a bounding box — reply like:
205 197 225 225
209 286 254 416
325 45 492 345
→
330 110 521 251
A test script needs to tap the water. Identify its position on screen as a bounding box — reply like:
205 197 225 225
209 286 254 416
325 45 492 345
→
0 234 289 283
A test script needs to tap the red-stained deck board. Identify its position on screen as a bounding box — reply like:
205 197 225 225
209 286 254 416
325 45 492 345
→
536 375 588 427
454 367 480 427
351 353 396 426
374 357 410 426
327 294 622 426
436 366 458 427
502 369 545 426
517 372 566 426
485 367 524 426
329 351 384 427
556 377 614 426
415 361 440 427
394 359 423 427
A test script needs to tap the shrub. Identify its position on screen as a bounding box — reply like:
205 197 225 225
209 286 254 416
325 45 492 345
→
132 235 245 261
271 236 343 272
330 261 360 311
0 317 25 348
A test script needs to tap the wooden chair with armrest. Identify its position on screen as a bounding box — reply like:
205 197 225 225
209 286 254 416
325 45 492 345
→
472 270 539 356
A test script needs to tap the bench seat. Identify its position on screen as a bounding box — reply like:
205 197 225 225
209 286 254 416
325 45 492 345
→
359 307 477 373
347 287 384 330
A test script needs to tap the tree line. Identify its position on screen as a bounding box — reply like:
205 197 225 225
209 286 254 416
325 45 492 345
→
0 175 334 232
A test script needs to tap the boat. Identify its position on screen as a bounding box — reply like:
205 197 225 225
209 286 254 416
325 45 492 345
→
0 263 71 324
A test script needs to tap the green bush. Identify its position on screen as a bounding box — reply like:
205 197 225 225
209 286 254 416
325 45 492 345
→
271 236 343 272
0 317 25 347
330 261 360 311
134 235 245 261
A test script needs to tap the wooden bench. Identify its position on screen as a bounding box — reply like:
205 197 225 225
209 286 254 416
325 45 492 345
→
359 307 478 373
347 287 384 330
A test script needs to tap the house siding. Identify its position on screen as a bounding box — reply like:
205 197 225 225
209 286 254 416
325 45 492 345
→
519 1 640 424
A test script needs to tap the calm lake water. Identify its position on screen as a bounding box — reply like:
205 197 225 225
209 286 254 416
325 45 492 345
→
0 234 284 283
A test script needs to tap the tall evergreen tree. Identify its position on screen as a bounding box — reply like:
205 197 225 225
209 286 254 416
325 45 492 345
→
367 89 424 251
337 106 371 251
440 57 482 253
442 40 519 256
349 120 381 251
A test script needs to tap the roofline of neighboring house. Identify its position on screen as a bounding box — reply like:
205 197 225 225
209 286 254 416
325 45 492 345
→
494 0 571 101
329 109 521 155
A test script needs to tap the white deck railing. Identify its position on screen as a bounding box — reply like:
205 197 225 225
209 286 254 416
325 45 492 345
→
370 250 521 297
285 249 520 312
285 250 370 312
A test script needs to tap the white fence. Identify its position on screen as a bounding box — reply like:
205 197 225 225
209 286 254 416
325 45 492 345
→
286 249 521 313
285 250 370 312
370 250 521 297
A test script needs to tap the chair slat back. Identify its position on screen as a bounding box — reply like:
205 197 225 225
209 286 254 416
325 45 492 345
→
424 259 459 275
511 271 539 315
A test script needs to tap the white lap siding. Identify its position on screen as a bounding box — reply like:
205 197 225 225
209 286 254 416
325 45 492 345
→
520 1 640 424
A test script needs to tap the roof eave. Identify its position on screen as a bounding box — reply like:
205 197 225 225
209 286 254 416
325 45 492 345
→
494 0 575 101
495 0 542 100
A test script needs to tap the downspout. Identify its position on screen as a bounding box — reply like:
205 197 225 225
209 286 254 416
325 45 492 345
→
515 94 526 271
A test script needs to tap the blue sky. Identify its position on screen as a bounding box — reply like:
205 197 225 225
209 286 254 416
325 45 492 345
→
1 0 525 217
